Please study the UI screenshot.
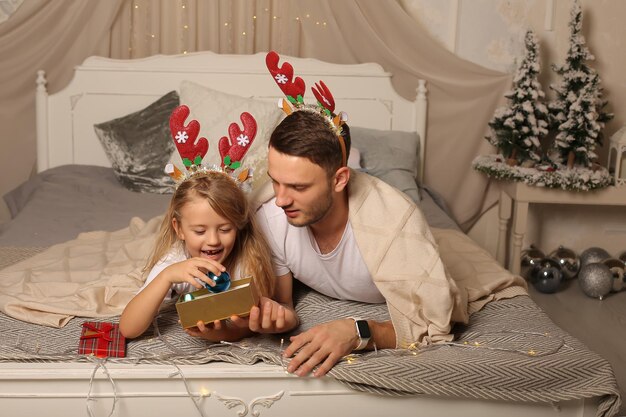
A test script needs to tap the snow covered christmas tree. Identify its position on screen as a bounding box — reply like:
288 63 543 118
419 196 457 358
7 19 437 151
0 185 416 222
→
548 0 612 169
485 30 549 165
473 13 613 191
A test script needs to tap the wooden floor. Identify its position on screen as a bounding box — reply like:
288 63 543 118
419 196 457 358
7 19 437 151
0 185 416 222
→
528 281 626 416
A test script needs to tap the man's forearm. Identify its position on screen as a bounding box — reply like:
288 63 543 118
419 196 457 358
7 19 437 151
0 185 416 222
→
366 320 396 350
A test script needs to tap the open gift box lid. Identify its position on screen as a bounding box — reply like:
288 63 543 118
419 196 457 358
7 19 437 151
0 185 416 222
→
175 276 259 329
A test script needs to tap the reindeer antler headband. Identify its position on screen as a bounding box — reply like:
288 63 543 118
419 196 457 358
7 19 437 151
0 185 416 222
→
266 51 349 166
166 105 256 189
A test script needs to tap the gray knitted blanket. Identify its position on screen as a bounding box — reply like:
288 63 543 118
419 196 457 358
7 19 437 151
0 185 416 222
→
0 247 621 416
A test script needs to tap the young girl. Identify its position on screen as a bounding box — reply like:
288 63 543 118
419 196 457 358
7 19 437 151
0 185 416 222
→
120 171 298 341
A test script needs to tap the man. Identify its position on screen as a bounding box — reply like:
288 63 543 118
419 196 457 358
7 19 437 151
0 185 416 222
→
252 109 466 377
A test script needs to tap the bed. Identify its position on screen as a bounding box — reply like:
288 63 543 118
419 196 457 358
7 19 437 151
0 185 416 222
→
0 52 621 417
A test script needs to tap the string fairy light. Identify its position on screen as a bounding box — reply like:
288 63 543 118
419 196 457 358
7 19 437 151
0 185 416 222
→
180 0 189 54
125 3 336 60
86 357 118 417
405 329 572 357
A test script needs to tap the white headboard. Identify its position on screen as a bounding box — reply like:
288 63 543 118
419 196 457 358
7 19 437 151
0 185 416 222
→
36 51 427 180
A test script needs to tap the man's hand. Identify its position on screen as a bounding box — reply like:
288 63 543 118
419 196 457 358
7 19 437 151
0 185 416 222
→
282 318 357 377
243 296 299 334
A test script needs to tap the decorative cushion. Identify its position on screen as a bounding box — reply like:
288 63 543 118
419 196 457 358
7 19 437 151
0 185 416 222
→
178 80 283 191
94 91 179 193
350 126 422 203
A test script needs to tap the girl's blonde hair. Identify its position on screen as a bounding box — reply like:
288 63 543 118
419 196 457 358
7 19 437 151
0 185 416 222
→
145 172 275 298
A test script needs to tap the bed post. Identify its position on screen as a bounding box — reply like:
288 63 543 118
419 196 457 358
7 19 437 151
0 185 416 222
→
36 70 48 173
416 79 428 183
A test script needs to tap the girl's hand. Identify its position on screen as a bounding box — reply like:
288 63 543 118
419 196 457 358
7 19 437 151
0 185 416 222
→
161 257 226 289
185 317 251 342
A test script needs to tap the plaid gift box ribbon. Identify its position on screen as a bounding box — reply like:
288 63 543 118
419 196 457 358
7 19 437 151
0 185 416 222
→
79 321 126 358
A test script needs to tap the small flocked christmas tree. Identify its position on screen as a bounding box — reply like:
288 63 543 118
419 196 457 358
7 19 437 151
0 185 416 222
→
548 0 612 168
486 30 549 165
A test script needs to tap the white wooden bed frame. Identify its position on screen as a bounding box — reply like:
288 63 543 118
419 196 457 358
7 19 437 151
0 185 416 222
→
0 52 600 417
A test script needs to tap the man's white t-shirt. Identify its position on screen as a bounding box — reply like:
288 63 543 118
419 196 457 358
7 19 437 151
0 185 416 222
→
256 198 385 303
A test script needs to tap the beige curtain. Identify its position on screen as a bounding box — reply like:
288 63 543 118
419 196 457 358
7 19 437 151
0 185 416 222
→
292 1 512 230
103 0 304 58
1 0 509 230
0 0 124 222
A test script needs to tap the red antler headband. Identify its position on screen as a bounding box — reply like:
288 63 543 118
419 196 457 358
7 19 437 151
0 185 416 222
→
266 51 349 166
166 105 256 188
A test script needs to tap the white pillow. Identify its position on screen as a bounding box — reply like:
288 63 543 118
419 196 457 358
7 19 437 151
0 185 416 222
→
178 80 284 191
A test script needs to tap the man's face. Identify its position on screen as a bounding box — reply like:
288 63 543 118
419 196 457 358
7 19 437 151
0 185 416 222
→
267 147 334 227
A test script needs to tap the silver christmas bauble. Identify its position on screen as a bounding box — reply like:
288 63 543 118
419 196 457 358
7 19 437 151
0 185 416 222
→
530 258 562 294
578 263 613 300
548 246 580 280
520 246 545 280
602 258 626 292
580 247 611 269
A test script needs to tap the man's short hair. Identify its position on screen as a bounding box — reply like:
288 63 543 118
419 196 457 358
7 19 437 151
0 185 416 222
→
269 110 351 177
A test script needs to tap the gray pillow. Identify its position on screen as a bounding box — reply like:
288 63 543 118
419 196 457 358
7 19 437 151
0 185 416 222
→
350 126 421 203
94 91 179 193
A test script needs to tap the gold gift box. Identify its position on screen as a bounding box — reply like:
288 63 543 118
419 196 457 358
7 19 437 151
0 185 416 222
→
175 276 259 329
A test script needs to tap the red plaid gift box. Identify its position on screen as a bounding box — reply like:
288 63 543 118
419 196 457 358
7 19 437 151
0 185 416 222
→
79 321 126 358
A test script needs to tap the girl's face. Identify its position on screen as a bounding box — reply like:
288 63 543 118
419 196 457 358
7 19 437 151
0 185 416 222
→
173 195 237 264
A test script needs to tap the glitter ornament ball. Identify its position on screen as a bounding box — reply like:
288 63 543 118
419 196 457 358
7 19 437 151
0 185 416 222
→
548 246 580 280
206 271 231 293
530 258 563 294
580 247 610 269
521 246 545 280
578 263 613 299
602 258 625 292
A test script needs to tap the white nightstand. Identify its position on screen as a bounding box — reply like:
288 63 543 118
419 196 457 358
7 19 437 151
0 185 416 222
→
496 181 626 275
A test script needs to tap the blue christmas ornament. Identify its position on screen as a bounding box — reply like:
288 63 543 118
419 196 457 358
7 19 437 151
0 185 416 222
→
530 258 563 294
206 271 231 293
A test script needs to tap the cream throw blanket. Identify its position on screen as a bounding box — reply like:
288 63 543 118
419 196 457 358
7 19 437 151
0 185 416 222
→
350 171 527 348
0 216 161 327
0 171 525 337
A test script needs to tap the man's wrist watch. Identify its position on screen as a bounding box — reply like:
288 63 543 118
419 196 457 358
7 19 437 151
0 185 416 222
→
349 317 371 351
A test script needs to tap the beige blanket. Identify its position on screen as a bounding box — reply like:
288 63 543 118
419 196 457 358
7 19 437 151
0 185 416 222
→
0 185 526 331
0 216 161 327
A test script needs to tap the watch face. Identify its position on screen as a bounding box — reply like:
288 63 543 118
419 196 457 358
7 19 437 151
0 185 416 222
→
356 320 371 339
